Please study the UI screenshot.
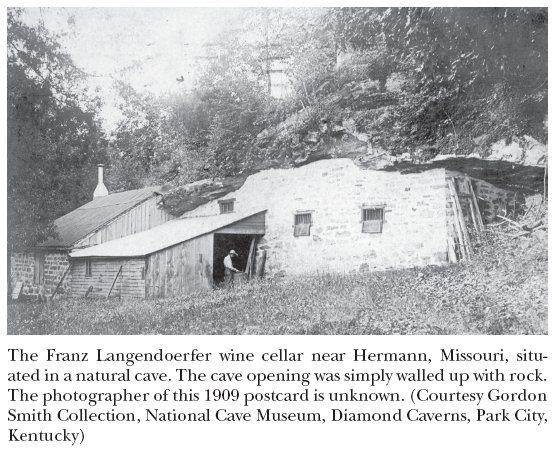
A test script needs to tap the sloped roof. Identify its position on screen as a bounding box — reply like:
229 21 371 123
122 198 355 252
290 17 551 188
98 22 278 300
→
41 186 164 248
69 210 266 259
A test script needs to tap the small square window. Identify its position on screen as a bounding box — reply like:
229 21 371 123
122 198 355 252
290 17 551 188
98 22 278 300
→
218 199 235 214
85 259 92 277
294 213 312 237
362 208 384 233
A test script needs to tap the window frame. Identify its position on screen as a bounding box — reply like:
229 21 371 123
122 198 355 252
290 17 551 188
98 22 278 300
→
293 211 314 237
85 259 93 277
361 205 385 234
218 198 235 214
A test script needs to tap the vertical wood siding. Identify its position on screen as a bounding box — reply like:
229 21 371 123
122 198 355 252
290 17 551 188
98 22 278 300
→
146 233 214 298
71 258 146 298
75 196 175 248
214 211 266 235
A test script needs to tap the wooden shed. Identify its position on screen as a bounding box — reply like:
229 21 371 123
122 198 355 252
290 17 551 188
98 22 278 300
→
10 185 175 300
69 210 266 298
41 185 175 249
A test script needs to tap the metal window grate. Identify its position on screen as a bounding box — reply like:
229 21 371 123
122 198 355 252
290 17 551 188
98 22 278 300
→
294 213 312 225
85 259 92 277
294 213 312 237
362 208 384 233
363 208 383 221
219 201 234 214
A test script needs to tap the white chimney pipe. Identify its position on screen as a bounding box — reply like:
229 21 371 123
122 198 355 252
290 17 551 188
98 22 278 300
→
93 164 109 198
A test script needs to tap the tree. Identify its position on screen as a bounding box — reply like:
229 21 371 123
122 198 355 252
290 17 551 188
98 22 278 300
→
242 8 303 100
108 27 270 187
195 32 268 176
107 82 211 190
106 7 548 195
314 7 548 154
7 8 106 248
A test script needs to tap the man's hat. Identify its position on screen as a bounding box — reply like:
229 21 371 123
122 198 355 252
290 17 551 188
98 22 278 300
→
230 250 238 256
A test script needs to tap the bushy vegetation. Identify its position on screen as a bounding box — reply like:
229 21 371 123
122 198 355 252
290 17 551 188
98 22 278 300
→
105 8 548 194
8 227 547 335
8 8 106 248
8 8 548 247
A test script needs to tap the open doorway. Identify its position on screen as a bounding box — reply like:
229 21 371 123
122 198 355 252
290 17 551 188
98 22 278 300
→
213 234 254 284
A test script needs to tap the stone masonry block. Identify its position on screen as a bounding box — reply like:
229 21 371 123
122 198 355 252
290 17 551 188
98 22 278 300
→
335 231 351 237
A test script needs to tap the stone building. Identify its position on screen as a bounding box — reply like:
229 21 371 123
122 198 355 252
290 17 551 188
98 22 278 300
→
9 165 175 300
180 159 515 276
66 158 516 298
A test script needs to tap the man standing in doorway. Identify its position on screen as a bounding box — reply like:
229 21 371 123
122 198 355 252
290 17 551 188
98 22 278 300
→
223 250 240 289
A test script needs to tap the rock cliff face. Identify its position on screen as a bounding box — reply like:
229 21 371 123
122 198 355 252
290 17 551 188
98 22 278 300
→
161 132 369 216
161 132 546 217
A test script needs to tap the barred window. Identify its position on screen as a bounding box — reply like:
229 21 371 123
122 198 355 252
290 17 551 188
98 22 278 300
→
85 259 93 277
362 208 384 233
294 213 312 237
218 199 235 214
295 213 312 225
363 208 383 221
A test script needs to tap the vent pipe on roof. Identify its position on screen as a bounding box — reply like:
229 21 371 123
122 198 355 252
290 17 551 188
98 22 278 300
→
93 164 109 198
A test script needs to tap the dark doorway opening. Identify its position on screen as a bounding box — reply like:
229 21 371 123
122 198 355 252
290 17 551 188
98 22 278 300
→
213 234 253 284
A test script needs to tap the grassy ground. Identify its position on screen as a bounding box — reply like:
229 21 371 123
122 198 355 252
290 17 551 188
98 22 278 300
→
7 229 547 335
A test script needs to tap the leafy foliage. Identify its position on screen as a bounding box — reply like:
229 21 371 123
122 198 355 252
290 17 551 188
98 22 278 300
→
110 8 547 191
7 8 106 248
315 7 548 154
107 26 277 189
104 8 547 191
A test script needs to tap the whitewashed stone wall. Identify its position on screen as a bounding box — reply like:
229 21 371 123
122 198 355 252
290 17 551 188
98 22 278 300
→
183 159 449 276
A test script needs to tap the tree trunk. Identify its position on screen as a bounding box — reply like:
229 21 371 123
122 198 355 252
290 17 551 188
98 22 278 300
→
265 22 271 101
7 245 12 297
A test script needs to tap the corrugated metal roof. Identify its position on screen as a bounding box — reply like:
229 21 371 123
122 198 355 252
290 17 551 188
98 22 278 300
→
69 210 267 258
41 186 164 247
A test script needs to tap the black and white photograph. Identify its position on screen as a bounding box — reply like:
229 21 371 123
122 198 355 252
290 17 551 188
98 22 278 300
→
7 6 548 335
